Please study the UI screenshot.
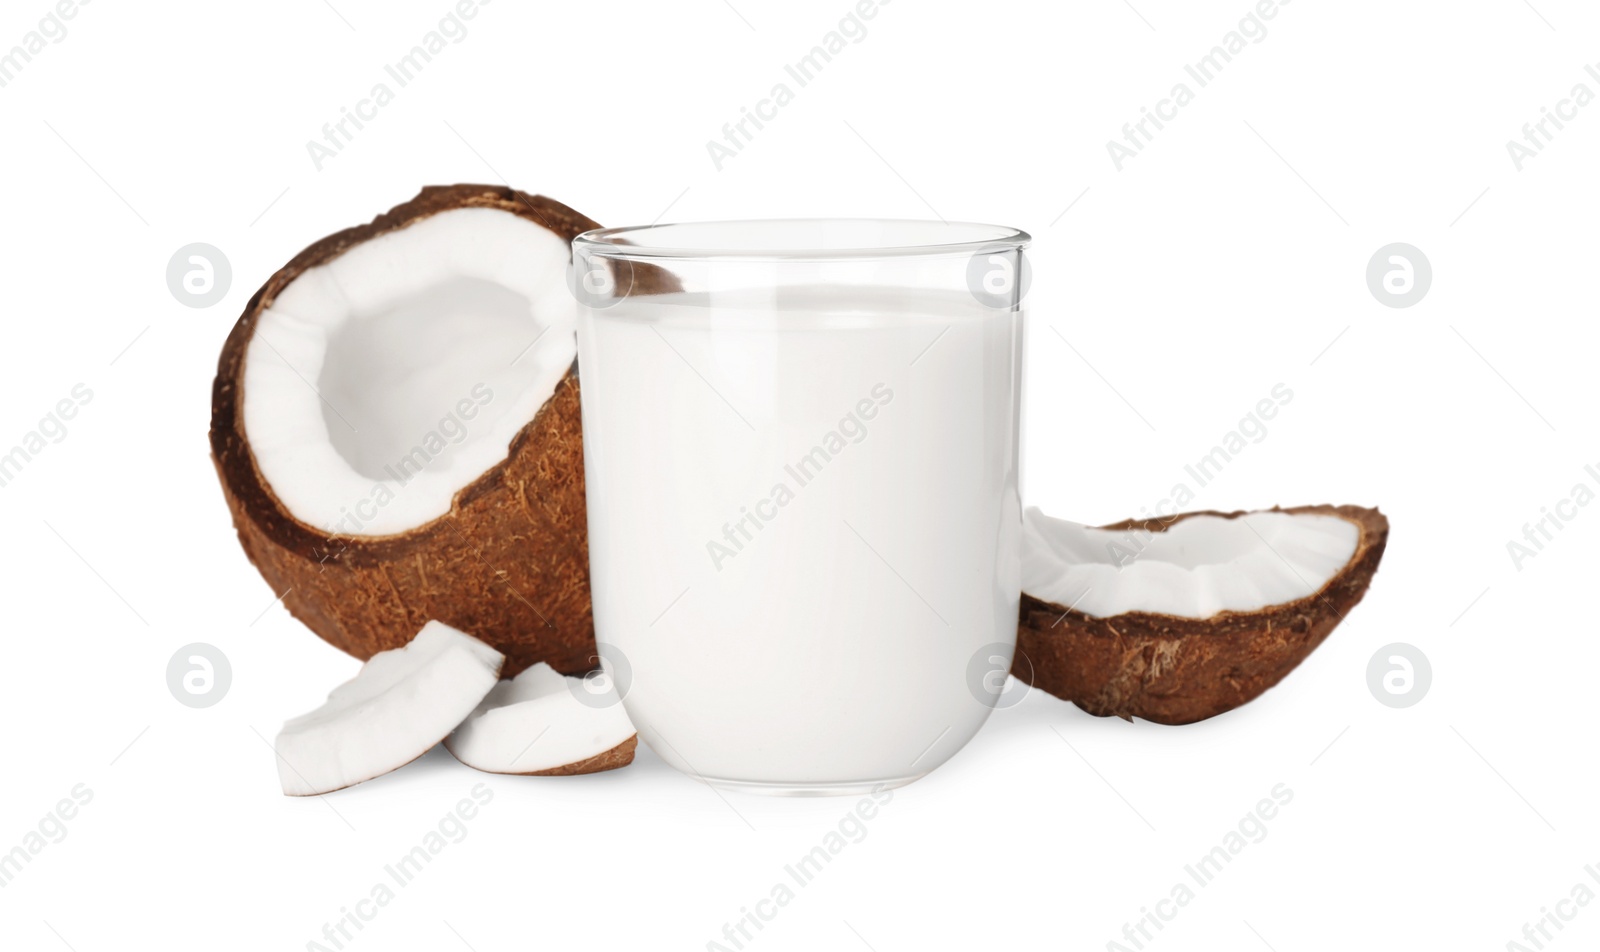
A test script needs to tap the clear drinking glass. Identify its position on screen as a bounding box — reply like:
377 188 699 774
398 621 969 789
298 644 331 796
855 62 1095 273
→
570 219 1028 795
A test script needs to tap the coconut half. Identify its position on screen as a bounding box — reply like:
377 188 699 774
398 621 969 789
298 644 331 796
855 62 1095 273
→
444 663 637 776
210 184 601 677
274 620 504 796
1016 504 1388 725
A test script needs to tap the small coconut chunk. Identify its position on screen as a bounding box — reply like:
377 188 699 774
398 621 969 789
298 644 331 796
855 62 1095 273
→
274 621 504 796
445 663 637 776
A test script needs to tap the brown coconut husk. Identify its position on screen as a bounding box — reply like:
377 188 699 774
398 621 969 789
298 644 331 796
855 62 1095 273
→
1014 504 1389 725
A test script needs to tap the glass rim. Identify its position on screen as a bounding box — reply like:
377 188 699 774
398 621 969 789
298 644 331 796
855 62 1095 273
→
572 218 1031 262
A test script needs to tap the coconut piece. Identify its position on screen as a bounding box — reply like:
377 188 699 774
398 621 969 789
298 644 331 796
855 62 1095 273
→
210 184 603 677
1016 504 1388 725
445 663 637 776
274 621 504 796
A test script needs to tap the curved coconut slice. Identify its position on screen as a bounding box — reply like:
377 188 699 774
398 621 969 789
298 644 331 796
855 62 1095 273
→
210 184 600 677
274 621 504 796
1015 504 1388 725
445 663 637 776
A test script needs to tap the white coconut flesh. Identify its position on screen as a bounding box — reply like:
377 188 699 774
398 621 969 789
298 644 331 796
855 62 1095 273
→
242 207 577 536
445 663 635 774
1022 507 1360 619
274 621 504 796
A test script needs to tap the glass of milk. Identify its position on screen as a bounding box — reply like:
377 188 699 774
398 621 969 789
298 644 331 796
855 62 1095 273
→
571 219 1027 795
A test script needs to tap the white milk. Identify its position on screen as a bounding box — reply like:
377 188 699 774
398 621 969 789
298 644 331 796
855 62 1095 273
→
577 285 1022 793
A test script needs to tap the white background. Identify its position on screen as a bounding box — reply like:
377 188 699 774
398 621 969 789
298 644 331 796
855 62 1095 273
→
1 0 1596 949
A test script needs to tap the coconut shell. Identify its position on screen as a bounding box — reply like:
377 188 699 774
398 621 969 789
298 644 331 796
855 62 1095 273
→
468 734 638 777
1014 504 1389 725
211 184 606 677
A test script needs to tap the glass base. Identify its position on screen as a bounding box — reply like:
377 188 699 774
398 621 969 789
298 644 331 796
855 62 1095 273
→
695 773 927 797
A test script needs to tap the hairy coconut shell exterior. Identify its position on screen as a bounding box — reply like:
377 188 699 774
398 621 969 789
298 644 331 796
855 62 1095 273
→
1014 504 1389 725
211 184 605 677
